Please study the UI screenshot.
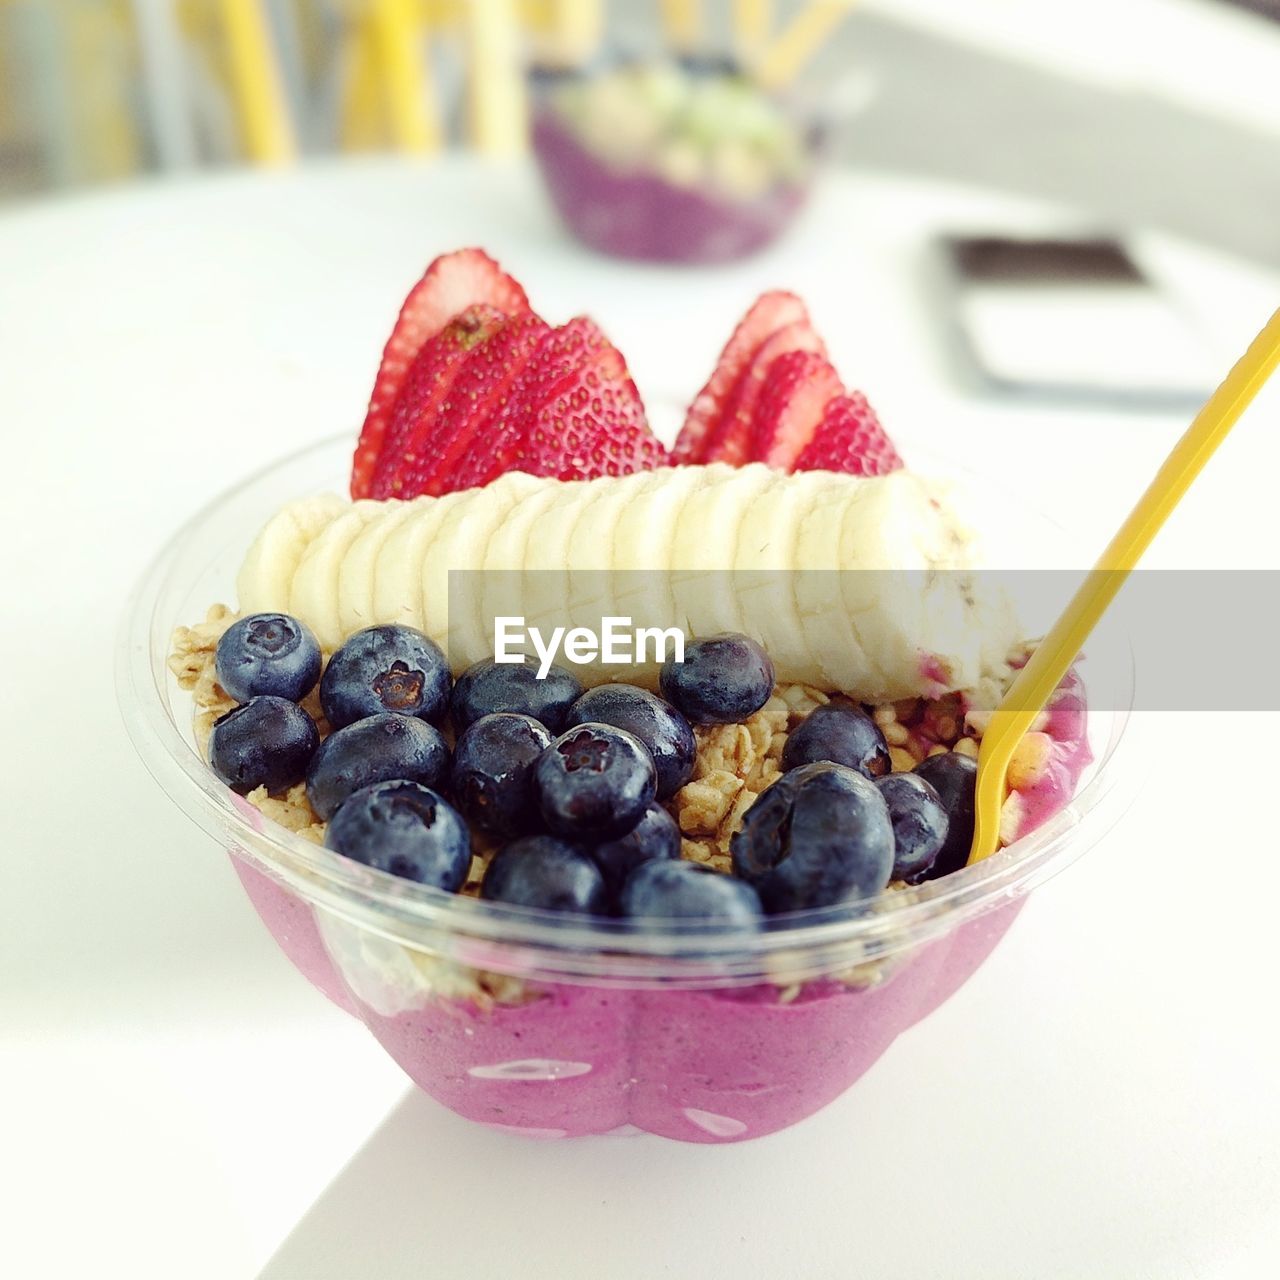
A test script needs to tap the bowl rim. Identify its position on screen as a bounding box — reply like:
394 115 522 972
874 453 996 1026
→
116 434 1139 985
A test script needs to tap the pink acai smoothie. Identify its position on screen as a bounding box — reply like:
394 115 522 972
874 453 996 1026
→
228 680 1092 1144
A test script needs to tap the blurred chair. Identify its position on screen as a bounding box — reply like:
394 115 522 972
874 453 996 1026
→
1 0 142 187
173 0 296 163
335 0 604 156
661 0 858 85
6 0 866 195
0 0 296 187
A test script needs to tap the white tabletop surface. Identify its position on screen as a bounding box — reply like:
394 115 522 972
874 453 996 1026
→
4 155 1280 1280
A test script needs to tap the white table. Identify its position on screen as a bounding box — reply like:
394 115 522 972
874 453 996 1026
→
4 156 1279 1280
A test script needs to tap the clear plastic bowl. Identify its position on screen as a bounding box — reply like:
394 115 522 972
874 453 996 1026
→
117 436 1136 1143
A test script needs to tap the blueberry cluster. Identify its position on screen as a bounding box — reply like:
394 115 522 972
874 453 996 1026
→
207 619 978 923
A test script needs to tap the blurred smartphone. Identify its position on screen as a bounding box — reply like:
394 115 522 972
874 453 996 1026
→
934 234 1216 407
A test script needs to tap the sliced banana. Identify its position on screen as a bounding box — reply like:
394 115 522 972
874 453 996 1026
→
733 468 837 684
235 466 1020 700
479 480 565 662
839 472 997 699
372 491 469 635
237 493 347 620
520 479 605 643
670 462 777 640
426 471 545 665
337 498 416 635
565 468 662 632
789 478 863 689
613 465 709 684
288 500 384 649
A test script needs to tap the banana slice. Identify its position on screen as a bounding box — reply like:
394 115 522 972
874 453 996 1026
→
613 465 707 621
612 465 709 685
670 463 777 640
565 468 661 630
424 472 545 665
288 500 384 649
520 479 606 643
237 494 347 620
792 477 877 689
371 491 469 635
837 472 1000 700
479 480 565 662
733 468 838 684
337 498 416 635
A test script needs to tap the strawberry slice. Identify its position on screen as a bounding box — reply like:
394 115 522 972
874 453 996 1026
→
792 392 904 477
747 349 843 469
454 319 666 483
389 312 552 498
351 248 531 497
672 291 811 464
447 317 612 490
700 319 828 465
368 304 507 498
519 339 667 481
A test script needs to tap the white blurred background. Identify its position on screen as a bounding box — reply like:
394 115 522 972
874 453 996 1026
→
1 1 1278 264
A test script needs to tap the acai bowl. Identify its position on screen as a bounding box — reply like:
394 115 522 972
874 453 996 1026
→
530 58 823 265
118 250 1135 1143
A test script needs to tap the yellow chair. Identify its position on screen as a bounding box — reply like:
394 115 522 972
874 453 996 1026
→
661 1 858 84
337 0 605 157
177 0 296 164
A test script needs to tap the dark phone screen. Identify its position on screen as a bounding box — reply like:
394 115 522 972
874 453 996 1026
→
948 237 1147 286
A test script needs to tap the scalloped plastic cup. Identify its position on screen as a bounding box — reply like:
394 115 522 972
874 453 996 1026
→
118 436 1136 1144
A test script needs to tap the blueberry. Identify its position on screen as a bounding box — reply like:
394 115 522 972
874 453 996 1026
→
324 780 470 890
730 762 894 912
875 772 949 882
450 713 552 837
590 802 681 901
451 658 583 734
912 752 977 881
619 860 762 926
208 695 319 795
659 633 774 725
480 835 608 915
781 702 890 779
564 684 694 799
305 713 449 821
215 612 321 703
319 624 451 729
533 723 656 840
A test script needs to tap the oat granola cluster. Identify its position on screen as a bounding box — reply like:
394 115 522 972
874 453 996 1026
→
171 605 1001 883
672 685 987 871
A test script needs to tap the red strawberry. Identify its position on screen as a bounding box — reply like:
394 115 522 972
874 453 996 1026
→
700 319 828 465
672 291 811 464
748 349 844 468
368 304 507 498
792 392 904 477
518 340 668 481
447 316 612 490
351 249 531 497
389 312 551 498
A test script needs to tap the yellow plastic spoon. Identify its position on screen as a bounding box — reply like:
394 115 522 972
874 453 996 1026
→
969 305 1280 865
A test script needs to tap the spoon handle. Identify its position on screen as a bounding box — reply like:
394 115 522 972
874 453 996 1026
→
969 305 1280 864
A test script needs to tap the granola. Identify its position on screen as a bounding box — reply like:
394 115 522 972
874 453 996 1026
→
171 605 992 886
